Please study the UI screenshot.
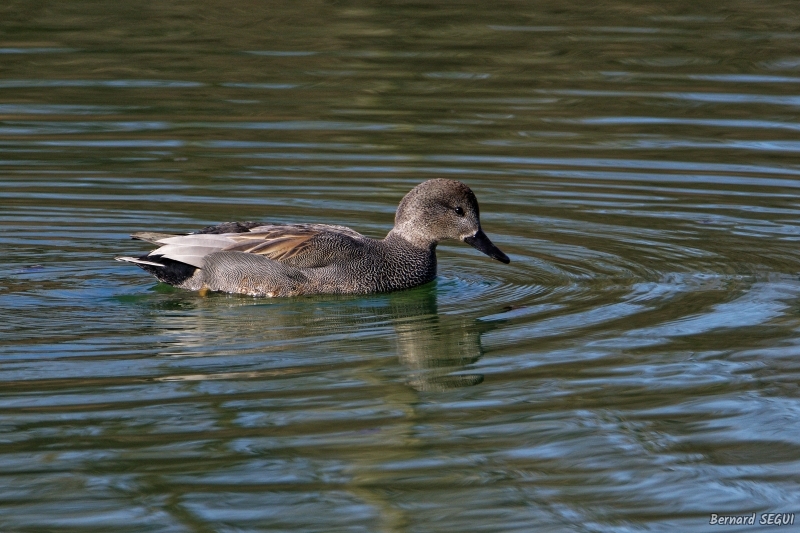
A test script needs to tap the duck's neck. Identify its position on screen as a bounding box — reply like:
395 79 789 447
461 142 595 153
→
382 229 438 289
385 228 438 252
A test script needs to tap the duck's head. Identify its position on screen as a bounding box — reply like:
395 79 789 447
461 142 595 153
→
392 178 510 264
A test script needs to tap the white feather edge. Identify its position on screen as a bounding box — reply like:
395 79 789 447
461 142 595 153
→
122 234 259 270
149 244 232 269
155 234 238 247
115 256 164 267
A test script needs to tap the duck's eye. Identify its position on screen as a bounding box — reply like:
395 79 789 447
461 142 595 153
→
454 206 465 216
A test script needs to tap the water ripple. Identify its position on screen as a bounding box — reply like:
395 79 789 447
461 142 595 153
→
2 3 800 530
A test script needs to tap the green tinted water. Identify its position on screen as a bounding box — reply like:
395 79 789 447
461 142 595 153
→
2 2 800 531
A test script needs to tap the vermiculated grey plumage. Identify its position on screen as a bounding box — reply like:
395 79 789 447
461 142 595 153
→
116 179 509 296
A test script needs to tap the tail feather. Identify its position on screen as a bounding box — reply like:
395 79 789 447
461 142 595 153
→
116 254 199 287
115 256 165 267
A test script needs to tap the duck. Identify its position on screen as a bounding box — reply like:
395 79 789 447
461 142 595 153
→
116 178 510 297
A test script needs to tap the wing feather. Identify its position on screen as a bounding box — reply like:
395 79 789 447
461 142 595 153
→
223 230 321 261
135 223 367 270
150 244 231 269
131 232 178 244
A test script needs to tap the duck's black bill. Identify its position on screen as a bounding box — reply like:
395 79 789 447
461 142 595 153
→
464 229 510 264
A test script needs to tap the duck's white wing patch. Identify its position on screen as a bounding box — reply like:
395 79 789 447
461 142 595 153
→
155 234 238 247
148 234 239 268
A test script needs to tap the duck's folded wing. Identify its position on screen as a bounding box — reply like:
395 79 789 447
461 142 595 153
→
132 223 367 270
135 233 239 268
222 224 367 268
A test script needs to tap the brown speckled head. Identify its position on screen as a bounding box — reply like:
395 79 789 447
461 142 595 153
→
392 179 510 263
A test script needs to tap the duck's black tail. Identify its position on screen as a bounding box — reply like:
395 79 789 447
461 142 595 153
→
115 255 198 286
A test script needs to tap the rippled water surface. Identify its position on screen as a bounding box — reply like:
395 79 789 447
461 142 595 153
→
2 2 800 531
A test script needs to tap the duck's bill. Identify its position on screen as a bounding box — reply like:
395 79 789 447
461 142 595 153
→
464 229 510 264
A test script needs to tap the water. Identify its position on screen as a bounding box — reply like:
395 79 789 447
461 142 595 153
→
2 2 800 531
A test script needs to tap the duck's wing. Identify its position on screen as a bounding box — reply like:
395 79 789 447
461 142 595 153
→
221 223 368 268
128 232 239 269
127 223 368 269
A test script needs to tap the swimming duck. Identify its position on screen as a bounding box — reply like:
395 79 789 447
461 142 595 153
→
116 178 509 296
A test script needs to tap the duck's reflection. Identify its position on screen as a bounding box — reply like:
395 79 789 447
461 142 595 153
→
144 282 487 391
384 287 484 391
